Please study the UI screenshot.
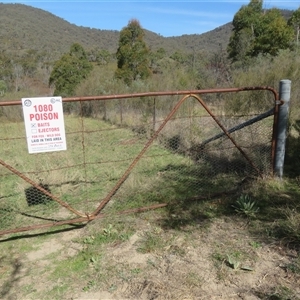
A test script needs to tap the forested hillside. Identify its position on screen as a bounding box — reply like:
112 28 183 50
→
0 2 296 97
0 3 232 57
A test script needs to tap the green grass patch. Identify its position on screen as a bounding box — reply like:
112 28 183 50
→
2 112 299 253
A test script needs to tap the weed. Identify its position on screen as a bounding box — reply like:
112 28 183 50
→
225 250 244 269
255 285 296 300
147 258 156 268
83 236 95 245
227 254 241 270
249 241 261 249
185 272 203 287
81 224 123 246
168 244 186 256
82 280 96 292
137 230 165 253
103 224 113 237
282 208 300 241
211 252 227 281
23 284 37 294
285 262 300 274
213 249 254 272
226 253 254 271
272 206 300 246
51 248 96 278
281 255 300 275
48 283 68 297
119 232 131 241
130 268 141 274
232 194 259 218
109 284 117 292
272 286 295 300
89 256 99 264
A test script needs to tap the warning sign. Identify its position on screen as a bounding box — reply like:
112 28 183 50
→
22 97 67 154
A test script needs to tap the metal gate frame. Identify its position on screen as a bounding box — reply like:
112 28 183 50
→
0 86 281 236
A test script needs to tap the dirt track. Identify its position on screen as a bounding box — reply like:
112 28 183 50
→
1 215 299 300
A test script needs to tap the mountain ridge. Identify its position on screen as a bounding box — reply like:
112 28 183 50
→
0 3 233 57
0 3 294 60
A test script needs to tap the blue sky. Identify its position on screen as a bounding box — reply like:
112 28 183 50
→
2 1 300 37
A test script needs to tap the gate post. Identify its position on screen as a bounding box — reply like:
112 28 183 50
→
274 79 291 178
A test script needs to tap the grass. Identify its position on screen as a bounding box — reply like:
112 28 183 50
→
1 110 257 233
1 176 300 300
232 194 260 218
1 106 300 299
136 229 166 254
0 115 185 229
44 218 135 296
241 178 300 249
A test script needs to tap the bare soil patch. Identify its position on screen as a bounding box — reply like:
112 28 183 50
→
0 215 299 300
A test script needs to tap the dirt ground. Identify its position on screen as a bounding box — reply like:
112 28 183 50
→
1 216 300 300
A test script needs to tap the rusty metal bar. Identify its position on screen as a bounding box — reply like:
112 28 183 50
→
0 203 167 237
91 89 277 216
91 94 193 216
0 86 279 106
191 94 263 177
79 101 88 183
0 158 87 218
0 86 280 237
0 87 281 176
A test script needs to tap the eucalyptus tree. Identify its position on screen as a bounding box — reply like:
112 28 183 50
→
228 0 293 62
49 43 93 96
288 7 300 47
252 8 293 56
115 19 151 85
227 0 263 62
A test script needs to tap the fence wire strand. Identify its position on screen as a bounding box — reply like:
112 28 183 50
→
0 87 279 236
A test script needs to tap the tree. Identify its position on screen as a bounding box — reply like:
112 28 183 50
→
87 48 112 65
96 49 112 65
170 51 189 65
228 0 262 61
20 49 40 77
252 9 293 56
149 47 167 74
231 0 262 32
208 45 232 86
0 51 13 83
288 7 300 47
49 43 93 96
115 19 151 85
228 0 293 62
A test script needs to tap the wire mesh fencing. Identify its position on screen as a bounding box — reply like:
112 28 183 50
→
0 87 279 236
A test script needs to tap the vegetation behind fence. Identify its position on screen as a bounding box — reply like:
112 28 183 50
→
0 88 277 235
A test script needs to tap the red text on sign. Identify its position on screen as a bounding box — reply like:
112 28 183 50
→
29 112 58 121
33 104 53 112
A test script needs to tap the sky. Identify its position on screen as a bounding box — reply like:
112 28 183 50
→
1 1 300 37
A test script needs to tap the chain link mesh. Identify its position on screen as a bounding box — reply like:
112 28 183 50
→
0 90 275 234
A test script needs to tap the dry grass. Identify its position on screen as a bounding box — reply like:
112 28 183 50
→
1 88 300 299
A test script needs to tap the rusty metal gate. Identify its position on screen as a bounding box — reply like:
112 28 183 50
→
0 87 281 236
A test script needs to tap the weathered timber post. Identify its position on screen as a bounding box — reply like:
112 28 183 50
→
274 79 291 178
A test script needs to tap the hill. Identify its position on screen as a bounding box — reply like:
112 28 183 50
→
0 3 232 58
0 3 294 61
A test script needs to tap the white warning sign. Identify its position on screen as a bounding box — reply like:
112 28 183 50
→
22 97 67 154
